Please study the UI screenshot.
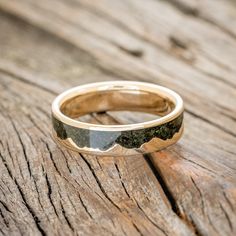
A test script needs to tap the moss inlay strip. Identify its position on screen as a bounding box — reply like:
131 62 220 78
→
52 113 183 150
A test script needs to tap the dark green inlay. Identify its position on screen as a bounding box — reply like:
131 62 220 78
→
52 113 183 150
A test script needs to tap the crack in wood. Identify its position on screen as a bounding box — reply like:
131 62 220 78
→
9 117 32 178
222 189 235 212
116 44 144 58
43 141 61 174
45 173 59 217
190 177 205 215
57 148 72 174
1 6 235 140
132 196 168 236
131 223 144 236
77 192 93 219
172 150 218 175
79 154 122 212
114 163 131 199
144 154 201 235
163 0 236 40
186 109 236 138
219 202 233 231
60 201 75 233
0 207 9 228
0 1 235 235
0 150 14 180
0 68 57 95
144 154 180 214
14 179 46 236
32 179 44 214
188 215 203 236
0 200 12 214
188 63 236 89
26 114 48 137
72 0 236 80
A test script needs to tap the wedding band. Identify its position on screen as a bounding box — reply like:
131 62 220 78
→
51 81 184 156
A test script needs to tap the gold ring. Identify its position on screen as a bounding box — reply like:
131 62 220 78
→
51 81 184 156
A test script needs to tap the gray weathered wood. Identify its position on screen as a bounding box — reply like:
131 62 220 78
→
0 0 235 235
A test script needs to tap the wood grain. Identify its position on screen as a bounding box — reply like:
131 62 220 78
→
0 0 235 235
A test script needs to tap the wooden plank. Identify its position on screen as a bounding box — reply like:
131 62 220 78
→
163 0 236 38
0 62 193 236
0 0 235 235
0 0 235 135
0 12 194 236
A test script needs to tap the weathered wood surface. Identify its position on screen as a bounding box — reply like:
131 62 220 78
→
0 0 235 235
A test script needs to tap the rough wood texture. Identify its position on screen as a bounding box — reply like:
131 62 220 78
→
0 0 235 235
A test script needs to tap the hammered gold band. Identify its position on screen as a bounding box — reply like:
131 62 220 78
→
51 81 184 156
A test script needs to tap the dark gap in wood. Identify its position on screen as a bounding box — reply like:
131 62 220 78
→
14 179 46 236
0 8 103 79
5 51 233 138
188 215 204 236
172 149 217 175
45 173 59 217
94 112 184 232
186 109 236 138
89 111 232 235
190 177 205 215
218 110 236 123
3 1 234 108
162 0 199 16
0 2 234 235
79 153 122 211
191 67 236 90
0 68 57 95
0 200 12 214
222 189 235 212
131 223 144 236
2 1 235 95
32 178 44 211
143 154 179 213
5 142 16 171
114 163 131 199
0 207 9 228
0 151 14 180
132 196 169 236
58 148 73 173
199 50 233 72
96 111 106 115
26 114 49 137
43 141 61 174
198 16 236 40
76 0 236 80
219 202 233 231
144 154 201 236
9 117 32 177
116 44 144 58
0 227 5 236
36 106 51 119
77 192 93 219
164 0 236 40
212 143 236 157
82 113 178 234
169 36 188 50
60 201 75 232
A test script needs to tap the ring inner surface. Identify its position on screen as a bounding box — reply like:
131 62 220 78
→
60 89 175 124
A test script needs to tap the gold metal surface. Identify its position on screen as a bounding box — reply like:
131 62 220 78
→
52 81 184 131
51 81 184 155
61 90 174 118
